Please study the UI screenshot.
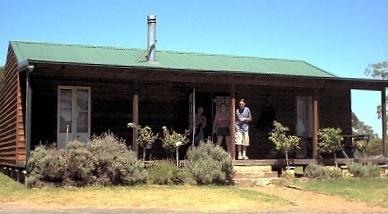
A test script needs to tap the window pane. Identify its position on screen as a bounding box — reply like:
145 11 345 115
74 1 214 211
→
59 89 72 133
77 89 89 112
76 89 89 133
77 112 88 132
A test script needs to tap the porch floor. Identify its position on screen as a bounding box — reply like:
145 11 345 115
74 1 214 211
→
233 157 388 166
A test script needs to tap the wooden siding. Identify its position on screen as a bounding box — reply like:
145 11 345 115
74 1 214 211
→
233 86 352 159
29 65 353 160
30 73 192 159
0 48 25 167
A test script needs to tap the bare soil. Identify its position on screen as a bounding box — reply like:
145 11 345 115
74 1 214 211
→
252 185 387 214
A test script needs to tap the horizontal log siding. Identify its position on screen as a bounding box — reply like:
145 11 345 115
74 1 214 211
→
319 88 352 149
30 74 191 158
234 86 351 159
30 76 134 148
0 48 25 166
30 65 352 159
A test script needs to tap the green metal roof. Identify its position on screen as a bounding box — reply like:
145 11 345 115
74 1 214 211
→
10 41 336 77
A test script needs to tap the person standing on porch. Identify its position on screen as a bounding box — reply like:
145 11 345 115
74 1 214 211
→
189 106 207 146
235 99 252 160
213 103 230 150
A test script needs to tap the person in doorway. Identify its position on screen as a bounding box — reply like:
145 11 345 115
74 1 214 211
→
235 99 252 160
190 106 206 146
213 103 230 151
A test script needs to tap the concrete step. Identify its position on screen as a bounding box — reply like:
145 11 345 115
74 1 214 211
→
234 171 278 179
234 165 272 173
234 178 274 187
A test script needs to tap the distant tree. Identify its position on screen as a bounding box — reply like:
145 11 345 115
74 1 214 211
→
0 65 4 80
365 61 388 80
364 61 387 120
352 112 378 139
352 112 383 156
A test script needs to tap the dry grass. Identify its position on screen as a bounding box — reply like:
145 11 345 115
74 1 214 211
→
0 174 290 212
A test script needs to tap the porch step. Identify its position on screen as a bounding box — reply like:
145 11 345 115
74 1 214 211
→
233 178 269 187
233 165 278 187
234 165 272 173
233 171 278 179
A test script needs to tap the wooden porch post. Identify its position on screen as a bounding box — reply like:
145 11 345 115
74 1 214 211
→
382 88 386 157
230 84 236 159
24 65 33 166
132 93 139 156
191 88 196 148
312 90 319 159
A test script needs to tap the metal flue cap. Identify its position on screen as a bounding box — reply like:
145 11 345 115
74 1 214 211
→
147 14 156 23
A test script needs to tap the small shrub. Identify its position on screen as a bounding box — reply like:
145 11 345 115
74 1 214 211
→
27 145 67 186
64 141 96 186
40 149 66 182
26 145 48 186
90 133 147 185
187 143 234 185
110 151 147 185
348 162 364 177
147 160 188 185
348 162 380 177
281 169 295 180
304 163 326 178
323 166 342 178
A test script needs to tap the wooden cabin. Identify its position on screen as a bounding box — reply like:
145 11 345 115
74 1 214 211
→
0 40 387 169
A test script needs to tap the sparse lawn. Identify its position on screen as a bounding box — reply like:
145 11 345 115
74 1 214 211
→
0 173 290 212
295 177 388 207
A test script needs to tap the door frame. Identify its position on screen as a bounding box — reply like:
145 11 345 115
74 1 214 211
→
57 86 91 147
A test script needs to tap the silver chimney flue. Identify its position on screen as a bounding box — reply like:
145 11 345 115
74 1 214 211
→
147 14 156 62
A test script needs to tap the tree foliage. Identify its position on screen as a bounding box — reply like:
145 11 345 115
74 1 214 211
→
365 61 388 80
352 112 378 138
268 121 300 167
364 61 387 120
318 128 343 167
0 65 4 81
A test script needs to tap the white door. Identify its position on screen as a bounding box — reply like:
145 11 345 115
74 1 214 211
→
57 86 91 148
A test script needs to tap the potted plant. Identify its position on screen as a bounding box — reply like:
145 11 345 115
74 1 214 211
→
269 121 300 169
161 126 190 166
128 123 158 161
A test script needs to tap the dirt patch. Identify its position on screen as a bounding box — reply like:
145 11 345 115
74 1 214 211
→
252 185 387 214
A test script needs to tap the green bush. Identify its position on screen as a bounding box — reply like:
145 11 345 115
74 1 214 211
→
187 143 234 185
40 148 66 182
281 169 295 180
64 141 96 186
147 160 188 185
89 133 147 185
364 164 380 177
366 138 383 156
304 164 342 179
26 145 48 186
323 166 342 178
304 163 326 178
348 162 380 177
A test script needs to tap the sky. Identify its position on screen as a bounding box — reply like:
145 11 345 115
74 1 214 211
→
0 0 387 136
